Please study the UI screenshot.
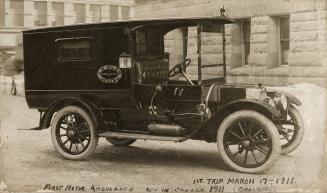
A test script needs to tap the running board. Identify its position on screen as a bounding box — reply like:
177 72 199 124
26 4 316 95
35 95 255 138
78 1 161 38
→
99 131 184 142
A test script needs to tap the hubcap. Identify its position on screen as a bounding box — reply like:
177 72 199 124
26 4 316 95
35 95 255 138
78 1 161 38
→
67 130 75 138
242 140 251 149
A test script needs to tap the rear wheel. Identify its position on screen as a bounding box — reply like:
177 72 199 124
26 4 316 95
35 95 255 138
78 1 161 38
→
106 137 136 146
217 110 280 173
51 106 98 160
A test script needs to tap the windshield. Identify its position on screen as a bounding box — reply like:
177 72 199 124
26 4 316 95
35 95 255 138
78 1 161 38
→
184 29 225 82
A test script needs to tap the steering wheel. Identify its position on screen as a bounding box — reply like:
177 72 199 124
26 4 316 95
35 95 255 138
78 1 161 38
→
168 59 192 77
168 58 194 85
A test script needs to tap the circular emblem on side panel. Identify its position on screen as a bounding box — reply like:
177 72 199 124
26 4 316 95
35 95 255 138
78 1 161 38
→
97 65 122 84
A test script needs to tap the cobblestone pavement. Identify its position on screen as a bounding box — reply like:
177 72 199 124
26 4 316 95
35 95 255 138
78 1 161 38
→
0 84 326 193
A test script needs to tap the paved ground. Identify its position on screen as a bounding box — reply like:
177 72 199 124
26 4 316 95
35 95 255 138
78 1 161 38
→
0 84 326 193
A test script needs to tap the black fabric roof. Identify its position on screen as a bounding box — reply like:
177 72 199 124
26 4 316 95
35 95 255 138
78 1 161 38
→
24 16 235 34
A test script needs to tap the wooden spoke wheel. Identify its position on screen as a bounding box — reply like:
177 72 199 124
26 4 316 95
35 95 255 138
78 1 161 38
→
51 106 98 160
278 106 304 155
217 110 280 173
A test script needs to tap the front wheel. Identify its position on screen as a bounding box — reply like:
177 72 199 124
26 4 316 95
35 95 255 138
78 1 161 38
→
106 137 136 146
278 106 304 155
217 110 280 173
51 106 98 160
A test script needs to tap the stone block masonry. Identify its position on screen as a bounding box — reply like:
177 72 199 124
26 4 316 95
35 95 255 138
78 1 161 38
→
135 0 327 87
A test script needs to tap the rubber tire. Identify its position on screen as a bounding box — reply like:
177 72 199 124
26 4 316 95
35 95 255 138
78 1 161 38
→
217 110 281 174
280 106 304 155
51 106 98 160
106 138 136 146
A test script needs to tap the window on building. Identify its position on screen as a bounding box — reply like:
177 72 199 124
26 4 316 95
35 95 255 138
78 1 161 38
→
242 19 251 65
0 0 5 26
74 4 86 24
34 1 47 26
52 2 64 26
58 38 92 62
279 16 290 65
110 5 118 21
90 4 101 23
10 0 24 27
121 6 130 19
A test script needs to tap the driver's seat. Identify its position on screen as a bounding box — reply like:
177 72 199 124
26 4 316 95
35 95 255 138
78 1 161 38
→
134 59 169 84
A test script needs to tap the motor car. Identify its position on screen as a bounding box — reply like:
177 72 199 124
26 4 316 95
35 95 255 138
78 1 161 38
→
23 15 304 173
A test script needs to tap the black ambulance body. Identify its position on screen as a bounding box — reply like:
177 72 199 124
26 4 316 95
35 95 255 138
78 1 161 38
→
23 16 304 174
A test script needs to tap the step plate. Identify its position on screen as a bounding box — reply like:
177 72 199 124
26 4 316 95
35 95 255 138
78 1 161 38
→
99 131 184 142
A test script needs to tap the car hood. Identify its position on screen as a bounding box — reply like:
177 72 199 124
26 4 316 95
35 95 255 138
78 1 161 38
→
204 83 302 106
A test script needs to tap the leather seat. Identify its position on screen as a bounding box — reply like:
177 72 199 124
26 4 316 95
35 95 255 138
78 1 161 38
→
134 59 169 84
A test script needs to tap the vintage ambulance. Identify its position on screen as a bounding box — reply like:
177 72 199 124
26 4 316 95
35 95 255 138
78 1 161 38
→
23 16 304 173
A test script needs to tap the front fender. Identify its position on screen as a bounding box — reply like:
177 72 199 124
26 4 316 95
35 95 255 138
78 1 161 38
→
281 91 302 106
268 90 302 106
215 99 281 118
192 99 281 142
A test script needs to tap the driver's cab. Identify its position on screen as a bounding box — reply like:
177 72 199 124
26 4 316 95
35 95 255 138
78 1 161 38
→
129 18 232 126
131 19 227 86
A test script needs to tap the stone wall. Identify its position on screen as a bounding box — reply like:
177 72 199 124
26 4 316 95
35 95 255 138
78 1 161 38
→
135 0 327 87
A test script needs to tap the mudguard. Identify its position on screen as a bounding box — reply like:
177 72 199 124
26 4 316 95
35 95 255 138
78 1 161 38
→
183 99 281 142
281 91 302 106
38 97 104 131
268 90 302 106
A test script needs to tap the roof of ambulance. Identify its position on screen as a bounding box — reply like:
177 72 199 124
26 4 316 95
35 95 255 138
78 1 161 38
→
23 16 235 34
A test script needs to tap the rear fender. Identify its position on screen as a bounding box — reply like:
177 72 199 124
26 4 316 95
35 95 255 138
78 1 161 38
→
197 99 281 142
39 97 104 131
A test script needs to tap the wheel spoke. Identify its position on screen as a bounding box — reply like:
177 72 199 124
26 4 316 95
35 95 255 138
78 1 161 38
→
287 130 294 134
243 150 248 164
232 148 244 156
255 140 270 145
225 141 238 145
251 150 258 163
76 123 85 131
228 130 242 139
83 136 90 142
253 128 263 138
63 117 69 124
282 133 290 142
78 134 86 140
238 122 246 136
284 137 290 142
254 145 268 155
79 129 90 133
69 142 73 151
75 143 79 153
78 137 85 148
59 134 67 137
248 123 252 137
62 139 69 145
